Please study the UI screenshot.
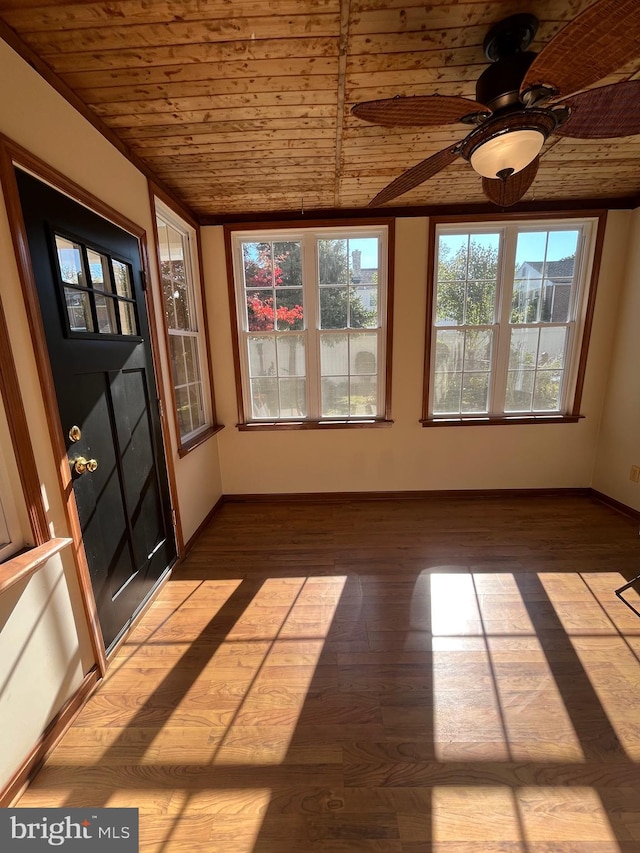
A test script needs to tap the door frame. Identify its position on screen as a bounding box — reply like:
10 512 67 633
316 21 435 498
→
0 134 183 674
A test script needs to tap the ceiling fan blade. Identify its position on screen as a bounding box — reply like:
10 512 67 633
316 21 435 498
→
369 146 459 207
555 80 640 139
521 0 640 99
482 157 539 207
352 95 488 127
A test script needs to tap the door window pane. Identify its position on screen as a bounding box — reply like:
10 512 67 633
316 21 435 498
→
56 236 86 286
64 287 94 332
94 293 117 333
112 259 133 298
118 301 137 336
87 249 112 292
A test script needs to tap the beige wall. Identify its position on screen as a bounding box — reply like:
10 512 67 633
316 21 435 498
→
593 208 640 511
0 40 223 541
0 40 222 791
0 553 88 791
203 213 629 495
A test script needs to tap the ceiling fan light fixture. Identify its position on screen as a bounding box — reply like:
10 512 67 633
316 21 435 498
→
469 128 545 179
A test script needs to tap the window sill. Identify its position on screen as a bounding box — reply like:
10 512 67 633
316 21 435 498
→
177 423 224 457
421 414 583 427
237 419 394 431
0 537 73 595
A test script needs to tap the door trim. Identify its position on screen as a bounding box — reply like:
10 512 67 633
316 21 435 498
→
0 133 182 673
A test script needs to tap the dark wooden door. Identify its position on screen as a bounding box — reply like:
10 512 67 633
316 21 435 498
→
17 169 177 652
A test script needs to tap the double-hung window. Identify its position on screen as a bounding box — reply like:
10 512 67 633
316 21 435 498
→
425 216 602 423
155 199 214 449
228 224 392 426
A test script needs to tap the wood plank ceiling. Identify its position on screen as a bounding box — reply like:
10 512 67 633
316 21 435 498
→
0 0 639 220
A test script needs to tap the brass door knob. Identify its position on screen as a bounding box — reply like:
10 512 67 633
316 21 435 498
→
73 456 98 475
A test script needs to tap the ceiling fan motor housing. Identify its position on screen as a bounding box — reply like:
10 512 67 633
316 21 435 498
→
476 51 537 112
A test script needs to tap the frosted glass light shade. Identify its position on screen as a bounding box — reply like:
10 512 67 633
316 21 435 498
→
470 129 545 179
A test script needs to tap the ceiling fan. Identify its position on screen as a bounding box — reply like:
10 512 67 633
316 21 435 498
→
351 0 640 207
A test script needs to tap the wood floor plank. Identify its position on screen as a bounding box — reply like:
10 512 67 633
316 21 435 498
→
15 495 640 852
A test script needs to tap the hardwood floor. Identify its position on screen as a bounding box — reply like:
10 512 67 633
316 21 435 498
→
16 494 640 852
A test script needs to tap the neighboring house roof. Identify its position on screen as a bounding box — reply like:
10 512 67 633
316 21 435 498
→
517 258 575 283
350 267 377 285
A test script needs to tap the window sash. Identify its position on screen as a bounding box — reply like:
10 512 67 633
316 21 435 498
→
232 227 388 422
429 219 596 419
156 200 212 444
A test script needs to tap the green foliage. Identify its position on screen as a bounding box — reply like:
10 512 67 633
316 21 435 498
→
436 240 498 326
319 239 377 330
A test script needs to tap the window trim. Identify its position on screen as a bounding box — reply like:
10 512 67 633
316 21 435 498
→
421 211 607 426
152 196 222 455
0 290 48 565
224 218 395 429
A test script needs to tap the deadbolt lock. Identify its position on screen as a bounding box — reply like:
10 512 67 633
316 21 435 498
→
68 425 81 442
73 456 98 475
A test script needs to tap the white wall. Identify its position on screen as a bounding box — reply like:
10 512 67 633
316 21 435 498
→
593 208 640 511
0 39 222 792
203 213 629 495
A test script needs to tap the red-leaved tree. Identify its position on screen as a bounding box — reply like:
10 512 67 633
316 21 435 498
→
244 242 303 331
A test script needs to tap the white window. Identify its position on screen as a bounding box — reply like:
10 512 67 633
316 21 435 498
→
426 217 600 422
229 225 390 424
155 200 213 446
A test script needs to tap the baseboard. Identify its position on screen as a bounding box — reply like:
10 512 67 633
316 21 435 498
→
0 667 101 806
183 494 225 553
223 487 592 504
589 489 640 522
105 559 178 660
